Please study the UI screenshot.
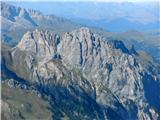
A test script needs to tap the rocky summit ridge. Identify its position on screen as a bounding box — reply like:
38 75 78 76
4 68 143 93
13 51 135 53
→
2 27 160 120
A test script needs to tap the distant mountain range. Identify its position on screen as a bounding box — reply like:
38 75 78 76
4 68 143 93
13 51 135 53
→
71 17 159 32
1 2 79 46
7 2 159 32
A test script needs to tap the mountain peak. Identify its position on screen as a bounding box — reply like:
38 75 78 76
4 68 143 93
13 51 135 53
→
17 29 60 60
79 27 91 32
69 27 92 38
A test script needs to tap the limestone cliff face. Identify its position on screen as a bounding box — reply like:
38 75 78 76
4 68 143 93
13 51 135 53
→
57 27 160 119
18 29 60 57
2 27 160 120
58 27 150 101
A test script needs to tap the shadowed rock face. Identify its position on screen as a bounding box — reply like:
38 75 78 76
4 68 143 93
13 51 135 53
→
2 27 160 120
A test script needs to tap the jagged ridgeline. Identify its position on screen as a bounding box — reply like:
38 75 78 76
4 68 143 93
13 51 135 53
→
1 1 160 62
1 27 160 120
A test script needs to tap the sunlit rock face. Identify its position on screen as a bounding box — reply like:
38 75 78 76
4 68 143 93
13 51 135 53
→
58 27 142 100
2 27 160 120
17 29 60 60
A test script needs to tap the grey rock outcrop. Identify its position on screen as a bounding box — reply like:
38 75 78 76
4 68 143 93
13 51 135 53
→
57 27 160 119
2 27 160 120
17 29 60 60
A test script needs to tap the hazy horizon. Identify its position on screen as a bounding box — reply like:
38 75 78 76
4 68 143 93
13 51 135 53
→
6 1 159 24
